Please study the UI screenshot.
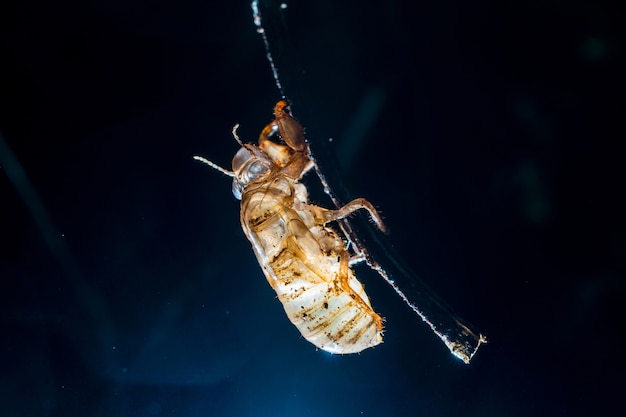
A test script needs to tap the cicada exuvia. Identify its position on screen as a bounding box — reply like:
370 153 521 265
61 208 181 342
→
195 100 387 354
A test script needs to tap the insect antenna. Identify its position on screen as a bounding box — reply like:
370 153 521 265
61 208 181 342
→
193 155 236 178
231 123 244 146
193 124 245 178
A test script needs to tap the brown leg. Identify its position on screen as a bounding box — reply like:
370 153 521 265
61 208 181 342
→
272 100 306 151
257 103 311 180
337 247 384 332
322 198 387 233
258 121 292 167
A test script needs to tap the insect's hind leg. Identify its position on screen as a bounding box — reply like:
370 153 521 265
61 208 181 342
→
321 198 387 233
336 246 384 331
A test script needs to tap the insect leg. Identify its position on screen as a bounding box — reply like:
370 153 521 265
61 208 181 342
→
336 247 384 332
257 100 305 163
321 198 387 233
299 159 315 178
258 120 292 167
348 253 367 266
273 99 306 152
258 101 311 179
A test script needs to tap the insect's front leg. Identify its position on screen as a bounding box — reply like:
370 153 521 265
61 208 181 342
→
258 100 307 157
258 121 291 167
272 100 306 151
258 100 312 180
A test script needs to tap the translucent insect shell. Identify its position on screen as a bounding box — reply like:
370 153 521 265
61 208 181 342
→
195 101 387 354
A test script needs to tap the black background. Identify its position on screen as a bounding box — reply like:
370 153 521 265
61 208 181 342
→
1 1 624 416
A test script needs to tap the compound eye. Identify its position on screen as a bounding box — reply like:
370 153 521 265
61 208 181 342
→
242 159 273 184
232 147 253 172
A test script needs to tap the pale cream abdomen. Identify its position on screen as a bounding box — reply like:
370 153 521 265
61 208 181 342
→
242 185 383 354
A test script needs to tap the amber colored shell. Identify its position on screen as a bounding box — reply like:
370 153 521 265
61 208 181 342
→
241 177 383 354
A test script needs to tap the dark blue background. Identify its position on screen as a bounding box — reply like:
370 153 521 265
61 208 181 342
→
1 1 623 416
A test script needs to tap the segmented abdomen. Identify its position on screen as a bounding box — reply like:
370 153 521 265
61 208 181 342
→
241 182 383 354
